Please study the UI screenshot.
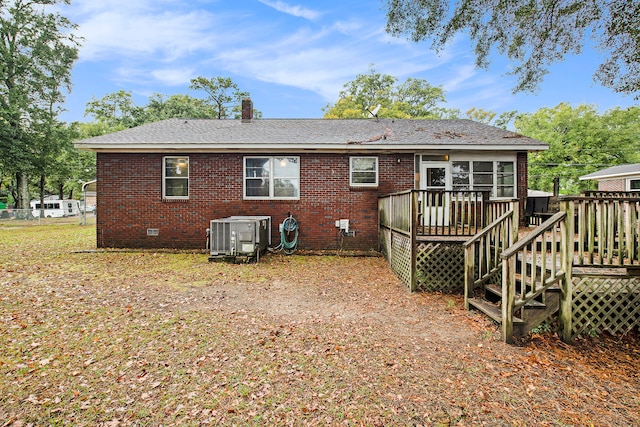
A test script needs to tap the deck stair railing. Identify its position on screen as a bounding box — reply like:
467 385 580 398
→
463 208 518 311
498 210 570 342
464 204 571 343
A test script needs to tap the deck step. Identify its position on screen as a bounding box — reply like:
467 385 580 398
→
484 283 552 308
467 298 523 325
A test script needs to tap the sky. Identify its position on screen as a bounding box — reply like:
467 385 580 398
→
58 0 638 124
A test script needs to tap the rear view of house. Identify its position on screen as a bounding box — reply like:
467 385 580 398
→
74 100 547 250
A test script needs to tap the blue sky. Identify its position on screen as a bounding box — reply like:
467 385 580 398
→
59 0 638 123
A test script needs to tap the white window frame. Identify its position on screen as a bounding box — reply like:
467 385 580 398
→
350 156 379 187
449 154 516 199
243 156 300 200
495 160 516 198
626 177 640 191
163 156 189 199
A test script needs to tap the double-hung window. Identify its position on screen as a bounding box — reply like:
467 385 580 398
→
451 159 515 198
350 157 378 187
163 156 189 199
244 156 300 199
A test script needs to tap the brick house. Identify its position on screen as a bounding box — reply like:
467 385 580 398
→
579 164 640 192
74 100 547 250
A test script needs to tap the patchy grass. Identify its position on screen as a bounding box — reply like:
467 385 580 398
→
1 223 639 426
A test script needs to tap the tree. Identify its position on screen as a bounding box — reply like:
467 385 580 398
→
85 78 259 130
516 103 640 194
465 107 519 130
385 0 640 97
0 0 80 209
144 93 216 121
84 90 144 129
189 76 249 119
323 66 455 119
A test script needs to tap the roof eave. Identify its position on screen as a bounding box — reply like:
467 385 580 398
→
74 142 549 153
579 171 640 181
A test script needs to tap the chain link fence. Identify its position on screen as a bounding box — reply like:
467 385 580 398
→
0 209 96 226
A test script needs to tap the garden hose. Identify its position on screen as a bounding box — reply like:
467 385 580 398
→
279 214 298 254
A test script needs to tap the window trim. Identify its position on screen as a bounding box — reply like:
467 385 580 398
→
243 156 300 200
162 156 190 200
349 156 379 187
450 158 516 199
627 177 640 191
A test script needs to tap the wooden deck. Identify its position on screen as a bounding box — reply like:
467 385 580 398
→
380 190 640 343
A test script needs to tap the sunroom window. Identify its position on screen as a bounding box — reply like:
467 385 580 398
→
450 160 515 198
163 156 189 199
496 161 515 197
452 161 470 191
472 161 494 195
244 156 300 199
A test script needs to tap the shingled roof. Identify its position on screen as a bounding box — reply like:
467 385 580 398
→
74 118 548 153
579 163 640 180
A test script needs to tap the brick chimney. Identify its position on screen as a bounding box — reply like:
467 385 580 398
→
241 98 253 122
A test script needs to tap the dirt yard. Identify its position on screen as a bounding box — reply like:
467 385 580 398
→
1 223 639 426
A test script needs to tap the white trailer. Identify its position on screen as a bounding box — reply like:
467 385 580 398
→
31 199 81 218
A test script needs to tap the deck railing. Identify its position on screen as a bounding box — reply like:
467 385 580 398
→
463 207 519 310
498 196 640 342
415 190 489 236
379 190 515 291
379 190 518 238
582 190 640 199
382 190 640 343
572 196 640 266
379 190 413 234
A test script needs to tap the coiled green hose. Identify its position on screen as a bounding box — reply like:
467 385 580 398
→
280 215 298 254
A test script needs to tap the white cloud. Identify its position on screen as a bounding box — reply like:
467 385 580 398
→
65 0 465 108
257 0 322 20
442 64 478 92
150 68 197 86
76 9 218 62
331 20 364 36
214 46 353 99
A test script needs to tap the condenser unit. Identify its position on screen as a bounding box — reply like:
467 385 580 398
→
208 216 271 262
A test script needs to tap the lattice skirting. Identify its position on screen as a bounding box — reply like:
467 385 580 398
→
389 232 412 289
416 242 465 293
571 275 640 338
379 228 413 289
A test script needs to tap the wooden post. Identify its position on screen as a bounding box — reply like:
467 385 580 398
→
502 252 516 343
559 200 574 342
464 243 475 310
511 201 519 246
378 197 382 253
389 195 395 272
410 191 417 292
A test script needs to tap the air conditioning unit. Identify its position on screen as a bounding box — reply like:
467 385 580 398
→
208 216 271 262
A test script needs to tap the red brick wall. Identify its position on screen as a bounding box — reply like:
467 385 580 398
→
598 179 625 191
517 152 528 225
96 153 415 250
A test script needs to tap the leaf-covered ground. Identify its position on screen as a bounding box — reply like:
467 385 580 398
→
1 223 639 426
